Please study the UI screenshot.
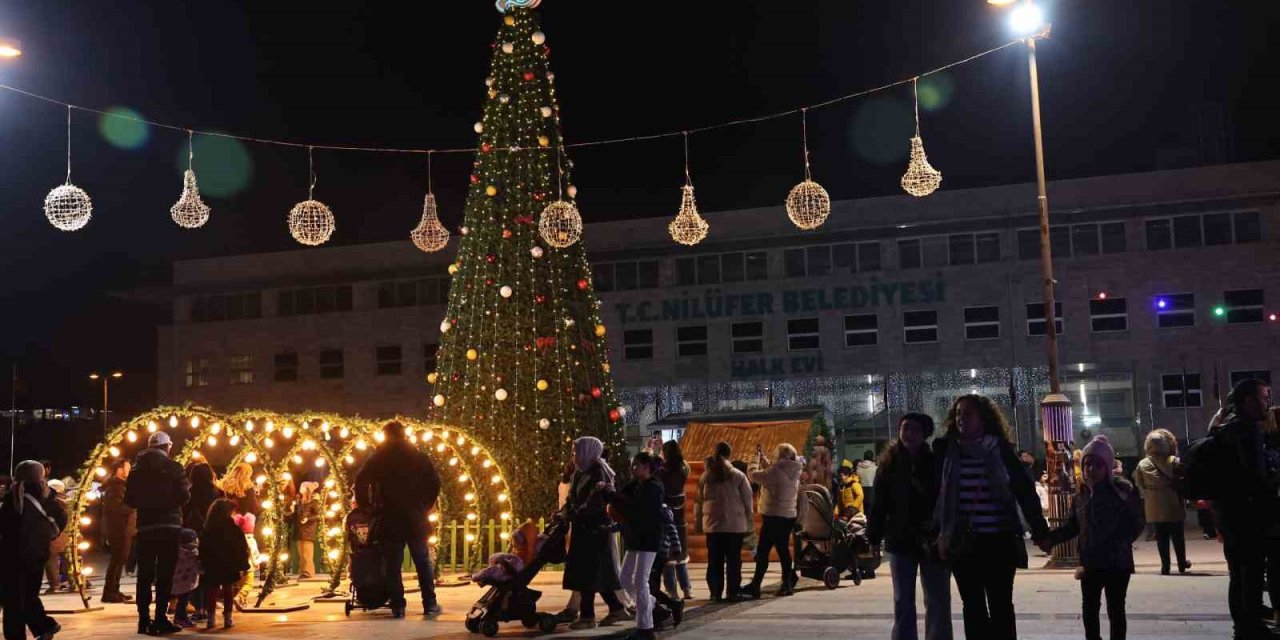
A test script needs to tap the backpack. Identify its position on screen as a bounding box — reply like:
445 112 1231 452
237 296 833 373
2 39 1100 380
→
1179 432 1227 500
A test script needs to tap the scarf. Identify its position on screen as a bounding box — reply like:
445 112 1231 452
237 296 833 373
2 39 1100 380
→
573 436 616 486
932 435 1015 537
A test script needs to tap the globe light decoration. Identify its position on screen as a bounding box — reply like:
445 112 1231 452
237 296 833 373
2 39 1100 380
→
45 106 92 232
171 131 211 229
900 79 942 197
539 200 582 248
411 192 450 252
668 184 709 246
288 147 336 246
785 110 830 230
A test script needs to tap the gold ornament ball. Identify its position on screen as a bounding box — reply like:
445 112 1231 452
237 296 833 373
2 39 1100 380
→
486 185 498 197
433 394 446 407
538 136 550 147
503 15 515 26
427 372 438 384
603 363 611 373
448 263 459 275
594 324 606 337
536 379 549 391
466 349 479 361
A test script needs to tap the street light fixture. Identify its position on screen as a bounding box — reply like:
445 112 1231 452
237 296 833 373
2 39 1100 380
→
90 371 124 436
0 37 21 58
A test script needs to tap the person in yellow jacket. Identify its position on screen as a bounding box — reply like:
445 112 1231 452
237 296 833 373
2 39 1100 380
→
837 459 864 520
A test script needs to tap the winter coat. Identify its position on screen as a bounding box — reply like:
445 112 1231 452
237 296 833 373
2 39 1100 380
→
0 483 68 570
172 540 200 595
867 442 940 557
1211 416 1280 537
558 462 620 593
182 483 224 536
126 448 190 534
1047 478 1144 573
101 475 137 542
749 457 802 519
659 504 683 561
295 495 323 542
604 477 665 552
354 439 441 542
1133 455 1185 523
695 462 755 534
856 460 878 488
199 518 251 586
838 471 864 516
657 462 690 562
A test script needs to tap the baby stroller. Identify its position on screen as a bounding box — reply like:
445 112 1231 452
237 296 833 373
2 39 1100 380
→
464 518 569 637
793 484 866 590
344 507 392 616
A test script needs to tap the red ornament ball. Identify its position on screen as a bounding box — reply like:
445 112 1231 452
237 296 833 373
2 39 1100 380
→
485 278 494 286
470 174 480 185
535 294 547 304
485 254 497 264
590 386 602 399
502 229 513 239
481 143 493 153
523 71 535 81
532 192 544 202
609 409 621 422
576 279 588 290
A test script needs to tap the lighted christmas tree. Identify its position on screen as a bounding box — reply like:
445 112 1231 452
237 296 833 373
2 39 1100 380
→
428 2 626 517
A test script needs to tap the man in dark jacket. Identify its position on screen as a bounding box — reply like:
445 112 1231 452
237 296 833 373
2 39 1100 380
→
125 431 190 635
867 413 951 640
1 459 68 640
1210 379 1277 640
101 459 137 603
354 421 442 618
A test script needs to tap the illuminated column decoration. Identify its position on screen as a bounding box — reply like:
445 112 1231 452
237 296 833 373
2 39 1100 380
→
1040 393 1078 568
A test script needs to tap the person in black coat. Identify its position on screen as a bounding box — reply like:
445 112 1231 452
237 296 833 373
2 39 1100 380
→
198 499 250 630
181 460 223 620
657 440 693 600
353 421 442 618
100 459 137 604
602 452 666 640
125 431 190 636
559 436 627 629
0 459 68 640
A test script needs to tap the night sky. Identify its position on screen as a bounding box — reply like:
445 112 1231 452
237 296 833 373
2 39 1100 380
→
0 0 1276 414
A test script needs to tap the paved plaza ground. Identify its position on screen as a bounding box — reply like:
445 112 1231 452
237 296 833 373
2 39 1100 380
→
43 536 1248 639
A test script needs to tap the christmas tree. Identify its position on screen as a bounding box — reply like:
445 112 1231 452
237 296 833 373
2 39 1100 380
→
428 3 626 517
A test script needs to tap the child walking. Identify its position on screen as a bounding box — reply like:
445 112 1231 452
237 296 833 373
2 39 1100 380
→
200 499 251 630
1040 436 1144 640
600 452 665 640
171 529 200 628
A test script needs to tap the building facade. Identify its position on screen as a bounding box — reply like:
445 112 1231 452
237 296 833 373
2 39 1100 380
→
156 161 1280 456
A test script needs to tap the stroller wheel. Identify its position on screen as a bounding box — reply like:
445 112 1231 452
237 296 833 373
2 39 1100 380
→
481 620 500 637
522 615 540 629
538 613 558 634
344 602 353 617
852 567 863 586
465 617 482 634
822 566 841 590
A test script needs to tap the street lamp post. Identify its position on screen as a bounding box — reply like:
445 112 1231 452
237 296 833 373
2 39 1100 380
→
89 371 123 437
991 0 1076 568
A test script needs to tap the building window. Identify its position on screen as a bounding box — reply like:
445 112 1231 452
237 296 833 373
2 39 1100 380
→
273 352 298 382
677 326 708 357
1230 370 1272 386
1233 211 1262 243
948 234 975 265
1100 222 1126 253
721 253 745 283
806 246 831 276
1173 215 1202 248
422 343 439 374
898 239 921 270
184 358 209 388
280 285 353 316
695 255 721 284
675 258 696 286
1223 289 1264 324
677 254 758 286
783 248 806 277
964 306 1001 340
732 322 764 354
1026 302 1064 336
1162 373 1202 408
375 346 402 376
745 252 768 280
1145 219 1172 251
1090 297 1128 332
1146 211 1262 251
1021 223 1126 260
376 279 449 308
843 314 878 347
947 233 1000 265
787 318 820 351
229 355 254 385
190 292 262 323
591 264 614 291
1156 293 1195 328
624 329 654 360
903 310 939 344
319 349 344 379
1017 229 1039 261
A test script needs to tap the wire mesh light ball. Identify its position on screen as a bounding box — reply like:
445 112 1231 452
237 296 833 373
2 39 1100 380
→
410 193 450 253
44 183 93 232
288 199 336 246
538 200 582 249
901 136 942 197
668 185 709 246
785 179 831 230
170 170 211 229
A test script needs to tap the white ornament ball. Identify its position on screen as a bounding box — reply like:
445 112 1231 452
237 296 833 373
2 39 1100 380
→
440 320 452 333
485 77 495 87
531 31 546 45
540 106 553 118
474 122 484 133
538 418 551 430
44 183 93 231
433 394 446 407
494 388 508 401
567 185 578 198
461 226 470 235
498 94 510 105
501 42 514 54
530 246 544 258
500 285 513 298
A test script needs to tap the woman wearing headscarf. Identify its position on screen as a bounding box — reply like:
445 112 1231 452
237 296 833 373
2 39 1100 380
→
0 460 68 640
558 437 628 629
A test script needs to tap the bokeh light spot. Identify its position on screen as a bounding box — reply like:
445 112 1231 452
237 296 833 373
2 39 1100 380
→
98 107 150 150
918 74 955 112
178 134 253 198
850 96 914 165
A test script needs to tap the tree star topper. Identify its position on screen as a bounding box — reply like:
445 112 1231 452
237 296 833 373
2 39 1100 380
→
496 0 541 12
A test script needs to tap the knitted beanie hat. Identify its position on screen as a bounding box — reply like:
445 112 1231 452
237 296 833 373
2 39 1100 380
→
1081 435 1116 471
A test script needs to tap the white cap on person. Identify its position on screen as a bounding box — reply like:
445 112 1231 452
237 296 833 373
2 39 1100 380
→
149 431 173 448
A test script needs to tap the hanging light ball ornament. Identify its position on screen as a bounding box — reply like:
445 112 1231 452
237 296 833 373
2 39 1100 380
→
785 179 831 230
288 199 336 246
668 184 709 246
44 183 93 231
410 193 450 253
170 170 212 229
538 200 583 248
901 136 942 197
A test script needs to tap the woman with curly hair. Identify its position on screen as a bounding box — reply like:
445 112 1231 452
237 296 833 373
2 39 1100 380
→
932 394 1048 640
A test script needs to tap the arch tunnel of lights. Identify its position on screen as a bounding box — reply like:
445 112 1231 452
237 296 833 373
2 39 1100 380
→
67 406 515 609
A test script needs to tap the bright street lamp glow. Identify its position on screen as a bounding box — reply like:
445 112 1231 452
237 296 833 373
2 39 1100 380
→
987 0 1018 4
0 38 21 58
1009 3 1046 36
